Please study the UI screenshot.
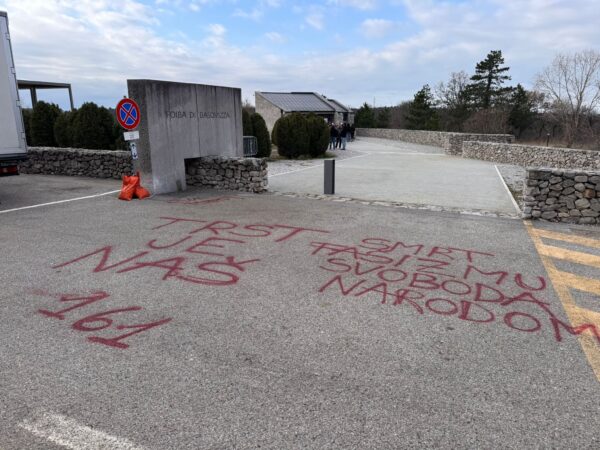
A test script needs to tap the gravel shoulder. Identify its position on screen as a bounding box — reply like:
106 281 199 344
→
496 163 526 208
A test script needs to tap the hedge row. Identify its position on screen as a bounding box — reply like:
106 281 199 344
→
273 113 329 158
22 101 124 150
24 101 272 156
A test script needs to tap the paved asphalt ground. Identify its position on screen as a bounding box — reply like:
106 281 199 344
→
1 175 600 449
269 137 519 215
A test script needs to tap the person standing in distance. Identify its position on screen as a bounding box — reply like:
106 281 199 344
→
329 123 339 150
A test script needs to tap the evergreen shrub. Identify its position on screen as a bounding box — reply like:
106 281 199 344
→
71 102 115 149
250 112 271 158
274 113 309 158
30 101 61 146
53 111 75 147
306 114 329 157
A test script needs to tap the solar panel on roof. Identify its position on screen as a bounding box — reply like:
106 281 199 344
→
259 92 335 112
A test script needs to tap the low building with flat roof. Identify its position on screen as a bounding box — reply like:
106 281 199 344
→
255 91 353 133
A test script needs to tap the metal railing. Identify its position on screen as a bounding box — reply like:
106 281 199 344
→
243 136 258 157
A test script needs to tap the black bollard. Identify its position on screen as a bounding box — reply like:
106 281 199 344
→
324 159 335 195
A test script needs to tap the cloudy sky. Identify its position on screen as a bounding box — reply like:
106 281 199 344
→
2 0 599 110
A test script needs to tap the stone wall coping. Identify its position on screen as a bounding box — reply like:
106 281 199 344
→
463 140 599 155
194 155 267 162
447 133 513 138
28 146 130 157
526 167 600 175
356 128 513 138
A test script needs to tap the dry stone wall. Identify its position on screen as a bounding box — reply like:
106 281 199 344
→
463 141 600 169
355 128 513 155
445 133 514 155
18 147 132 179
185 156 268 193
17 148 268 194
523 168 600 224
355 128 447 148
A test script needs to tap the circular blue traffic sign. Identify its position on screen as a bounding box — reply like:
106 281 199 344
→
116 98 140 130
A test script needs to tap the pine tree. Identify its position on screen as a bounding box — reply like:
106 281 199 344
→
467 50 513 108
354 103 376 128
376 107 390 128
508 84 536 137
405 85 439 130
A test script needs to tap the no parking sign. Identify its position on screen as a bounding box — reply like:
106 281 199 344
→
116 98 141 161
116 98 140 130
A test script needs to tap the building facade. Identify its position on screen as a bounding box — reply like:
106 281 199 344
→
255 91 353 133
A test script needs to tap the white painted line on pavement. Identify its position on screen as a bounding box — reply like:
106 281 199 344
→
269 152 371 178
0 190 120 215
494 165 521 214
18 411 145 450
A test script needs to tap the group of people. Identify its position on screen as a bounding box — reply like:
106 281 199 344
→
329 123 355 150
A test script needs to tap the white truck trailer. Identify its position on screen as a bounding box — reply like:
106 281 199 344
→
0 10 27 176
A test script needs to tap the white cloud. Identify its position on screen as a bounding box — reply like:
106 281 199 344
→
233 0 281 21
207 23 226 36
2 0 600 109
265 31 287 44
360 19 395 39
153 0 214 12
189 0 215 12
233 8 263 20
327 0 377 10
305 8 324 30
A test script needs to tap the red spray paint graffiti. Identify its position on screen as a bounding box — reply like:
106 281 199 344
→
52 218 329 287
35 290 171 349
310 238 600 344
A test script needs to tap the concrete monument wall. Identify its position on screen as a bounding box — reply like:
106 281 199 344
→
128 79 243 194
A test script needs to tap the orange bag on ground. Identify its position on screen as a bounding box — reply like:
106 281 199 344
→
135 185 151 199
133 171 151 199
118 174 139 201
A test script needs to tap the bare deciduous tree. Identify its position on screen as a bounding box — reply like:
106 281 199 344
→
434 71 471 131
462 108 510 134
535 50 600 147
434 71 470 109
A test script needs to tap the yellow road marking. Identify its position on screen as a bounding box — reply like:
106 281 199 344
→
535 228 600 249
553 270 600 297
538 244 600 269
525 221 600 382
